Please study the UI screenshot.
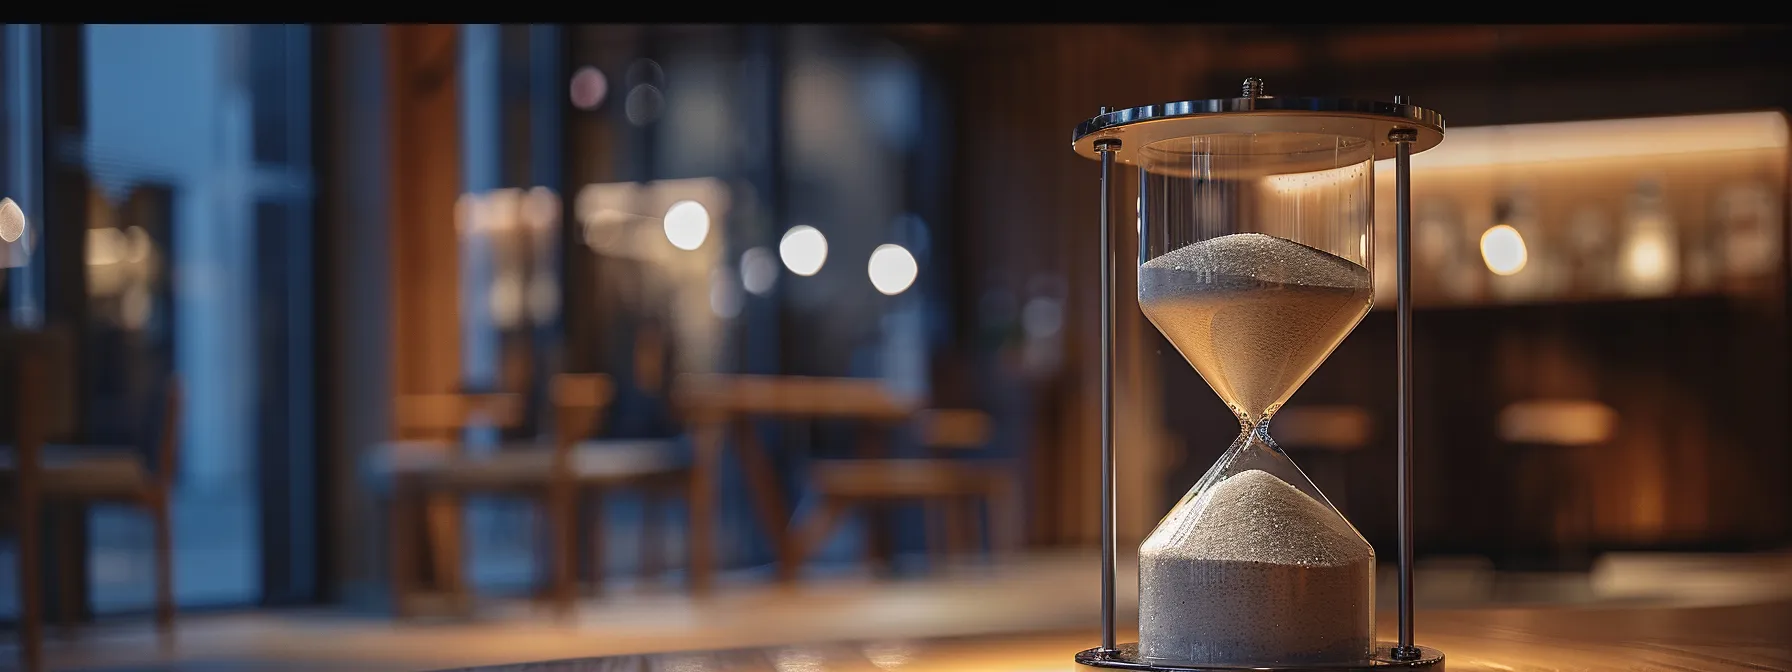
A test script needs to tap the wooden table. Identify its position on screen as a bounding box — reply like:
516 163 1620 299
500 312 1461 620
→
671 374 924 593
439 598 1792 671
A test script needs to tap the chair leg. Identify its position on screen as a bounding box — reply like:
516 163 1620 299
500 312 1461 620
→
924 499 949 572
640 487 665 585
151 493 176 651
865 501 895 576
942 497 970 561
547 483 577 619
389 484 415 619
423 492 468 614
53 504 80 637
688 425 723 596
585 489 606 596
784 497 847 583
987 475 1024 558
18 484 43 672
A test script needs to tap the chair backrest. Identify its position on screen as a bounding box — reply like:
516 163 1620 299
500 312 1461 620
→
1497 400 1617 447
917 409 993 451
152 375 183 488
0 326 78 443
550 373 614 442
393 392 525 442
1271 405 1372 452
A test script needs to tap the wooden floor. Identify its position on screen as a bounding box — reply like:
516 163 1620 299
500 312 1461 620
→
12 550 1792 672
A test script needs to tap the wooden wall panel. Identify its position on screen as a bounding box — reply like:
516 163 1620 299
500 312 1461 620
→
387 25 464 398
951 25 1219 548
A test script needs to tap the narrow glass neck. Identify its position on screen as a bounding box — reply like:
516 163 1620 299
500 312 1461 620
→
1235 419 1278 458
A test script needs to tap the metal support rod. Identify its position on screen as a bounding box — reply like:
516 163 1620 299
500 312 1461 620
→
1095 133 1120 654
1390 94 1421 661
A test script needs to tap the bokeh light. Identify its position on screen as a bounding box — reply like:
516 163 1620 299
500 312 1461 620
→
1479 224 1529 276
867 244 918 295
0 197 25 243
779 225 828 277
626 84 664 125
741 246 778 295
710 267 742 319
569 66 608 110
663 200 710 251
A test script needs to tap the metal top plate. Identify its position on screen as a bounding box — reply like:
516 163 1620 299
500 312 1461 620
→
1071 97 1447 164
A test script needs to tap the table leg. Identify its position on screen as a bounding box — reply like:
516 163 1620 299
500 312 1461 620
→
16 359 43 672
688 419 725 595
787 496 847 582
734 418 794 582
855 423 894 573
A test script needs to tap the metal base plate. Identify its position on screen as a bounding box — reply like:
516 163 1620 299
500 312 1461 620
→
1076 643 1445 671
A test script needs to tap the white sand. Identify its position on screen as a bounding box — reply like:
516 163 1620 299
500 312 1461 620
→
1138 232 1372 422
1139 469 1375 666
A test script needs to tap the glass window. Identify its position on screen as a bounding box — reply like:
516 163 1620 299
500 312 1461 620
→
0 24 317 616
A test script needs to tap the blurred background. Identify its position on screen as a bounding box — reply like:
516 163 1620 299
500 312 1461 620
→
0 23 1789 672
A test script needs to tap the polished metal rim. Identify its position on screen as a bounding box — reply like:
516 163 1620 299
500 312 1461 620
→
1070 96 1447 163
1075 643 1447 671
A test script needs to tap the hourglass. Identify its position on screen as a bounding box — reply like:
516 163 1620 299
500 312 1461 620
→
1073 79 1447 671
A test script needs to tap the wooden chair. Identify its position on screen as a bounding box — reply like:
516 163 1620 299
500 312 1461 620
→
552 374 694 594
382 373 691 617
787 409 1021 578
2 335 180 672
383 390 533 616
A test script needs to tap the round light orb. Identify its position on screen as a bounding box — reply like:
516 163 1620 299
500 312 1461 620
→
741 246 778 295
1480 224 1529 276
0 198 25 243
569 66 608 110
625 84 664 125
779 225 828 277
124 226 153 264
709 268 742 319
662 200 710 251
866 243 918 296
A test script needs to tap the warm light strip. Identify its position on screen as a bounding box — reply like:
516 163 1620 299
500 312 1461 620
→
1372 111 1789 171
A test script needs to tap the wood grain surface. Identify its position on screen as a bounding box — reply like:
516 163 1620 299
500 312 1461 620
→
442 598 1792 672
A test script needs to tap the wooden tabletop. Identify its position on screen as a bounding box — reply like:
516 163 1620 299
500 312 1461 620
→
438 598 1792 671
672 373 924 421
